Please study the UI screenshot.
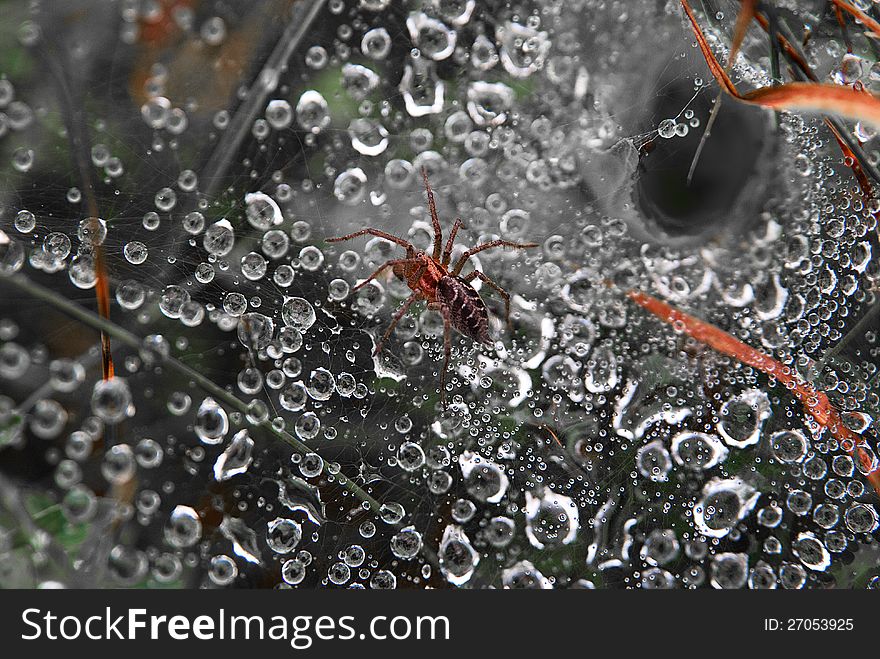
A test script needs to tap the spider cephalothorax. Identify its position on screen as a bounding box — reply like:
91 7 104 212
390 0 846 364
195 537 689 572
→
327 169 539 404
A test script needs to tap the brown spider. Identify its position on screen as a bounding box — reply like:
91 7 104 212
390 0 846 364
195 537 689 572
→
327 169 539 404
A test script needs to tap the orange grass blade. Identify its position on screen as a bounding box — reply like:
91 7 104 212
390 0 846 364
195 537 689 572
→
751 10 879 193
681 0 880 129
627 289 880 496
743 82 880 129
830 0 880 39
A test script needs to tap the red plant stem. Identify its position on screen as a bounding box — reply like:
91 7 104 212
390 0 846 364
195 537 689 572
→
681 0 880 127
833 5 854 54
830 0 880 39
682 0 880 192
94 244 114 380
80 199 113 380
826 119 873 195
539 424 564 448
626 289 880 496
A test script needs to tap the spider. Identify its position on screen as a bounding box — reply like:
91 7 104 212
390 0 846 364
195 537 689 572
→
327 169 539 404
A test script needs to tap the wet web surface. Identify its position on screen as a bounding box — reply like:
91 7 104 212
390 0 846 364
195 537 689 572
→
0 0 878 589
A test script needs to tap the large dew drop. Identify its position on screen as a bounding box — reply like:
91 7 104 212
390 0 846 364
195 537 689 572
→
524 488 580 549
438 525 478 586
90 378 133 424
195 397 229 445
459 450 508 503
213 429 254 481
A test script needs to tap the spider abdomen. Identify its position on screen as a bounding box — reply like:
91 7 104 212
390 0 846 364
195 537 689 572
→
436 276 492 345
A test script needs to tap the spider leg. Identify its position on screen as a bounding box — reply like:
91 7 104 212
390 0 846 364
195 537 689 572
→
463 269 511 327
441 218 463 267
327 228 414 252
373 261 427 353
374 291 423 356
421 168 443 262
452 239 540 275
353 258 419 292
